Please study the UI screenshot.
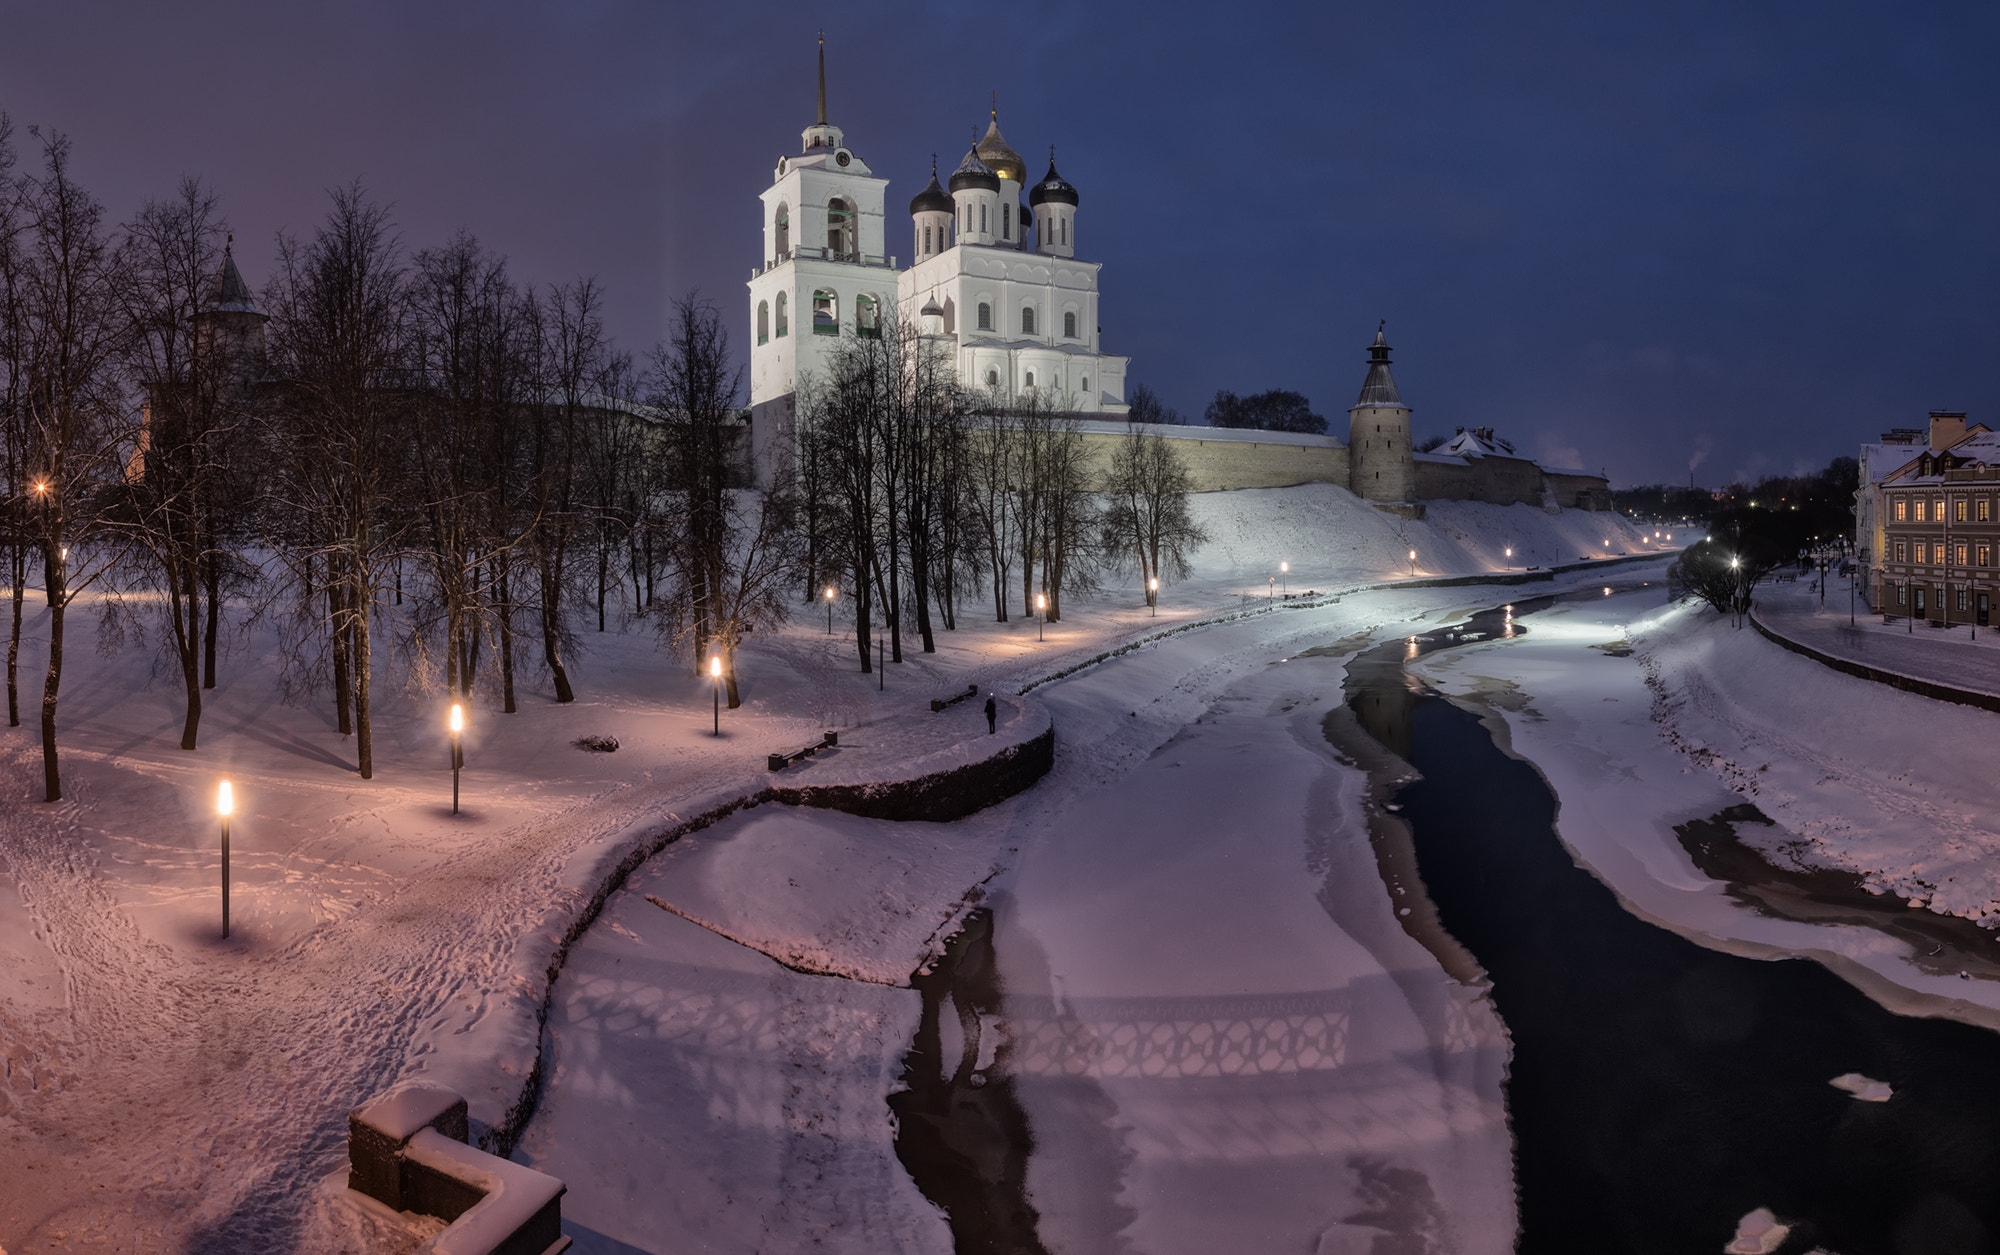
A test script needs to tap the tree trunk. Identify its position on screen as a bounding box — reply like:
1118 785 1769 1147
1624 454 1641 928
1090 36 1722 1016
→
596 541 608 632
330 569 353 736
7 544 23 728
175 554 202 751
41 553 67 802
496 558 517 714
541 549 575 702
354 575 373 779
203 510 220 689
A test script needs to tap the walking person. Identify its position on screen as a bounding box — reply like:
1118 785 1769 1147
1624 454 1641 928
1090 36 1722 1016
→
984 694 998 735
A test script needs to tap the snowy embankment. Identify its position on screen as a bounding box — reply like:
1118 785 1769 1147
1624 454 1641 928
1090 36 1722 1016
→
1411 584 2000 1030
0 485 1654 1252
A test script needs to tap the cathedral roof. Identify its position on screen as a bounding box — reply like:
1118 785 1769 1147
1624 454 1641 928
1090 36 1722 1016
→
1028 155 1079 207
975 112 1026 184
208 241 259 315
910 158 953 215
948 147 1000 193
920 296 944 317
1351 325 1408 410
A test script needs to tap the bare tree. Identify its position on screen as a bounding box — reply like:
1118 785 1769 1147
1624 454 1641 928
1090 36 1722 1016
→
522 277 606 702
0 112 27 730
263 184 407 779
1102 425 1206 608
15 130 137 800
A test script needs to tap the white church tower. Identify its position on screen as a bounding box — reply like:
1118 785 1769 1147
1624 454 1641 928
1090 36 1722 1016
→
747 36 898 478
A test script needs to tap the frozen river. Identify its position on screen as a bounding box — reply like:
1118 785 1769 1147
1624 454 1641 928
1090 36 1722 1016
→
518 576 2000 1253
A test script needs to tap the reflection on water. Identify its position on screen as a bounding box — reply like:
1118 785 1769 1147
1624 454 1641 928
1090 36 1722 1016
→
1348 592 2000 1253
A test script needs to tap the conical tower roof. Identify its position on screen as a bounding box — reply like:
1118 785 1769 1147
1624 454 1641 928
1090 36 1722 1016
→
208 239 259 315
1352 323 1406 409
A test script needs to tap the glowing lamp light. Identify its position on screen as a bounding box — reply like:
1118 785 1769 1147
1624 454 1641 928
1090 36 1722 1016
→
1036 594 1046 611
217 780 234 816
449 703 464 734
32 481 47 495
1408 549 1417 562
824 586 835 601
710 656 722 679
1280 562 1288 573
1148 577 1158 592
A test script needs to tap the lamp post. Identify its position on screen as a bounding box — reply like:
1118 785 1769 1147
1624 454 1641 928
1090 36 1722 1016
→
1268 576 1274 603
1148 576 1158 617
1036 593 1046 641
878 636 885 689
1504 546 1513 570
824 586 836 635
1408 549 1417 577
710 656 722 735
1730 555 1742 629
449 703 464 814
217 780 233 939
1280 561 1289 597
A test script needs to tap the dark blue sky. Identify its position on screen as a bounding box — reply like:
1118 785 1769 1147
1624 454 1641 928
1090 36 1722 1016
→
5 0 1998 487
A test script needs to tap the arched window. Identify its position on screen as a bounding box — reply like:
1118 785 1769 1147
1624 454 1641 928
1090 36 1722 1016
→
1063 311 1077 339
757 300 769 345
1001 203 1011 240
1021 307 1036 335
827 198 856 259
1060 214 1067 246
923 225 931 255
775 292 788 337
1025 371 1036 388
812 289 838 336
1081 376 1088 396
774 204 790 259
986 369 999 387
980 204 988 234
856 294 881 339
977 302 992 331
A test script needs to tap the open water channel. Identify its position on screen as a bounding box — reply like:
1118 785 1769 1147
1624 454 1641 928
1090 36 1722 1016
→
902 587 2000 1253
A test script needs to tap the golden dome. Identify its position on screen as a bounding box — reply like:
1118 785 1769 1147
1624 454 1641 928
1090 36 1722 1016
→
975 112 1026 184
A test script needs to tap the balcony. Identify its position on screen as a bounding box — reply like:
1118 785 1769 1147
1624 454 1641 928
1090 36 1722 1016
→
752 247 898 278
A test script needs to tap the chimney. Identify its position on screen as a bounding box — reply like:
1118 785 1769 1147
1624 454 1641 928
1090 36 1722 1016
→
1930 410 1968 451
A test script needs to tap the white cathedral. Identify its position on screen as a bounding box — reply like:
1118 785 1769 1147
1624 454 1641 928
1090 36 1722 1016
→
747 42 1129 472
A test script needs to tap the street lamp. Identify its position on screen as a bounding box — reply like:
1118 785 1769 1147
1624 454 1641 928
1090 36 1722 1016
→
824 586 836 635
217 780 233 939
1408 548 1418 576
1504 546 1513 569
449 703 464 814
1280 561 1289 597
1268 576 1275 603
709 656 722 735
1148 576 1158 617
1036 593 1046 641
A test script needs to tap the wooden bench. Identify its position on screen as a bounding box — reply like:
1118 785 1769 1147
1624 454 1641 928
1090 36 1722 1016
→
349 1081 570 1255
930 684 979 713
768 731 838 772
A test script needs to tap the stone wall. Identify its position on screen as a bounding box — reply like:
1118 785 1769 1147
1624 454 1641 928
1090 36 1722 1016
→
1416 452 1547 507
1072 420 1348 492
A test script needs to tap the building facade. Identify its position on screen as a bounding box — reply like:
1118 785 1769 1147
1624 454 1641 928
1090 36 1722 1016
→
1863 411 2000 625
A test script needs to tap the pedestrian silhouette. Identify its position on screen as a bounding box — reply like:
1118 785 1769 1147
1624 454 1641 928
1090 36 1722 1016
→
984 695 997 734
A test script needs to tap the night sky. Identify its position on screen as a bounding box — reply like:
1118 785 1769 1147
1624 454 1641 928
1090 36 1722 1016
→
5 1 1998 488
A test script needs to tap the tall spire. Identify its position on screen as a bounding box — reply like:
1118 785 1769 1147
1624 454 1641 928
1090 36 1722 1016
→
816 32 827 126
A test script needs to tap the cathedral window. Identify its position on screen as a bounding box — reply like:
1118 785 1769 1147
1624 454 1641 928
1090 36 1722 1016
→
1025 371 1036 388
977 302 992 331
1021 307 1036 335
1081 375 1088 395
1061 215 1068 245
856 294 881 339
980 204 988 234
813 289 839 335
1002 203 1011 239
827 199 857 260
775 292 788 337
924 225 932 254
757 300 769 345
775 204 790 259
1063 311 1077 339
986 369 999 387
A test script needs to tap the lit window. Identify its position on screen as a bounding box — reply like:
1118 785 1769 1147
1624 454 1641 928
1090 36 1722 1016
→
1895 498 1907 521
1915 500 1926 522
1895 540 1907 562
1936 497 1946 518
1957 543 1969 566
977 302 992 331
1982 544 1992 567
1958 499 1969 522
1935 542 1947 564
1983 498 1993 522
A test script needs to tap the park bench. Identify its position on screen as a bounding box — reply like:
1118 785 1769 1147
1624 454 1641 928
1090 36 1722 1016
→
930 683 979 713
768 731 838 773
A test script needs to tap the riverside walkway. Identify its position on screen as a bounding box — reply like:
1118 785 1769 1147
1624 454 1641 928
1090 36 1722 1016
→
1751 579 2000 710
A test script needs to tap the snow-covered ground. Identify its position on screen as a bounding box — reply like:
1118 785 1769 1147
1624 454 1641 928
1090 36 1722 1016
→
1412 581 2000 1030
0 485 1660 1252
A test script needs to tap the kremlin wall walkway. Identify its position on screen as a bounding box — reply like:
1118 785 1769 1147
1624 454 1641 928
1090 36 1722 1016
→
1750 580 2000 714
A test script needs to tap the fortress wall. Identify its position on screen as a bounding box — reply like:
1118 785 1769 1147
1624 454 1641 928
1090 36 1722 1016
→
1073 422 1348 492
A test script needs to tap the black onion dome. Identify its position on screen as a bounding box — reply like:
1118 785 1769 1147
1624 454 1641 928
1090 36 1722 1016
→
948 147 1000 193
1028 158 1079 208
910 163 953 215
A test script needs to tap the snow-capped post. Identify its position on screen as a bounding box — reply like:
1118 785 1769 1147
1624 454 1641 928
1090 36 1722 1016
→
710 656 722 736
1148 576 1158 617
217 780 233 939
1280 561 1288 597
449 704 465 814
1036 593 1046 641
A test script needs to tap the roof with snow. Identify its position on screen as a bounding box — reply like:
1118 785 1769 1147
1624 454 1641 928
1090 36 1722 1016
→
1437 426 1516 458
208 244 259 315
1351 325 1407 411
